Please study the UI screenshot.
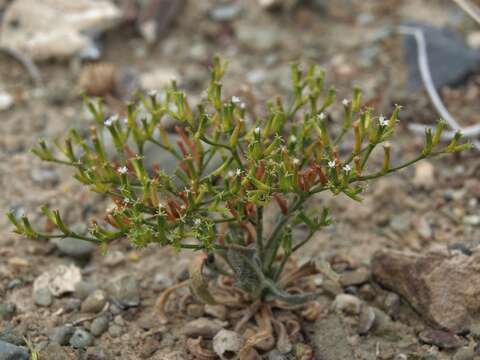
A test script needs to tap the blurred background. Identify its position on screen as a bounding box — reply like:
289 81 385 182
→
0 0 479 358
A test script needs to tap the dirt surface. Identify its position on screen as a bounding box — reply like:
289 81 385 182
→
1 0 480 359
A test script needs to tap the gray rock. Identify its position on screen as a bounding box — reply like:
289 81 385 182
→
47 325 74 345
69 328 93 349
81 290 107 313
383 292 401 318
39 342 70 360
107 324 123 338
0 340 29 360
34 287 53 307
74 281 97 300
310 313 355 360
403 22 480 90
109 275 140 308
64 298 81 313
418 329 463 349
0 303 16 320
90 316 109 337
208 4 242 21
53 237 96 259
372 250 480 333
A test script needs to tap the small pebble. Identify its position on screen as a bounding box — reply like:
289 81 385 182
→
90 316 109 337
0 340 29 360
74 281 96 300
34 287 53 307
108 324 123 338
47 325 74 345
0 91 13 111
213 329 244 359
383 292 401 317
69 328 94 349
0 303 16 320
140 337 159 359
333 294 362 315
454 346 475 360
418 329 463 349
81 290 107 313
358 306 376 335
208 4 242 21
53 237 96 259
109 275 140 308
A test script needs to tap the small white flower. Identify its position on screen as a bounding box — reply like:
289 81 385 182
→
148 89 158 97
254 127 261 134
123 198 131 204
194 219 201 226
328 160 336 168
122 117 128 124
292 158 300 165
117 166 128 174
184 187 191 194
289 135 297 143
240 102 246 109
104 115 118 127
227 170 234 178
342 99 350 106
317 112 326 120
231 96 241 104
343 164 352 172
235 168 242 176
379 115 388 127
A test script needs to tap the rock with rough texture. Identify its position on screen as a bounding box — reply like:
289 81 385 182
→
33 287 53 307
0 340 29 360
81 290 107 313
109 275 140 308
47 325 74 345
53 237 96 259
90 316 109 337
34 264 82 297
309 313 355 360
213 329 244 359
372 249 480 332
418 329 463 349
0 0 121 60
69 328 93 349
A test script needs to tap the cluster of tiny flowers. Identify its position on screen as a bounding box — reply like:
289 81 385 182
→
117 166 128 174
343 164 352 172
317 112 326 120
328 160 336 168
342 99 349 106
379 116 388 127
104 115 119 127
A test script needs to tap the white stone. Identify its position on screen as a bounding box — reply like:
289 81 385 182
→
0 0 121 60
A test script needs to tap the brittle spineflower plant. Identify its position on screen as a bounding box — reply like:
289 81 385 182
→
8 57 470 332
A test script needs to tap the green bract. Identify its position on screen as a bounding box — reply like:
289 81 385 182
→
7 56 471 303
